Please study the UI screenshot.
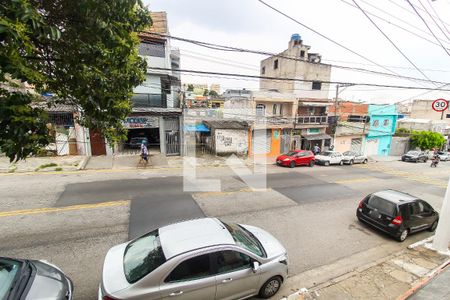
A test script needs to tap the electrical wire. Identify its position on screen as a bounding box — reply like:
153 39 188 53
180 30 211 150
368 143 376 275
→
351 0 438 85
143 32 450 86
426 0 450 37
418 0 450 43
406 0 450 57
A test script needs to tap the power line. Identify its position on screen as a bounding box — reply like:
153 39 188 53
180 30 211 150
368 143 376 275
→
255 0 433 86
149 67 450 91
340 0 450 48
425 0 450 38
144 32 450 86
351 0 437 85
406 0 450 57
321 58 450 72
389 0 450 30
418 0 450 43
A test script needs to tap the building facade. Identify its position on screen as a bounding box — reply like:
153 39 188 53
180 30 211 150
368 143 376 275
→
410 99 450 122
366 104 398 156
260 34 331 99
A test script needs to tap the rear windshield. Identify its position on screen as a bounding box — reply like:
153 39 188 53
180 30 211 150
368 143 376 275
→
368 195 397 216
285 151 297 156
123 229 166 284
406 151 419 155
319 151 333 156
0 258 22 299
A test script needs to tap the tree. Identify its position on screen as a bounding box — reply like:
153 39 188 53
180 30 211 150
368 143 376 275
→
187 84 194 91
203 89 208 96
410 130 446 150
0 0 151 162
208 90 218 97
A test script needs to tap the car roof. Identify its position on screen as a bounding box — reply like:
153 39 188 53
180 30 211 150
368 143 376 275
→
372 189 418 204
159 218 235 259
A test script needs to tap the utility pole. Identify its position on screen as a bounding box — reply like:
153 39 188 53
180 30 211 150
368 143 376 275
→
432 176 450 253
333 84 355 147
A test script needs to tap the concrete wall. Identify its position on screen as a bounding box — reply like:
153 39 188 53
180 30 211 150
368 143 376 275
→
410 100 450 123
214 129 248 155
390 136 410 156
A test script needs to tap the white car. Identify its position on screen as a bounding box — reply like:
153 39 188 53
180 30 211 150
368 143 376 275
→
437 151 449 162
314 151 344 166
342 151 368 165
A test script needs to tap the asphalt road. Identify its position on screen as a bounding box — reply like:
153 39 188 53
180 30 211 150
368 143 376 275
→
0 159 449 299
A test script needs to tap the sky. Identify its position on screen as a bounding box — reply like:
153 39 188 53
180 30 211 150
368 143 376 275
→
143 0 450 104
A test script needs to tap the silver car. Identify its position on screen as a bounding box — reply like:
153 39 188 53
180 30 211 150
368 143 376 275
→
342 151 368 165
99 218 288 300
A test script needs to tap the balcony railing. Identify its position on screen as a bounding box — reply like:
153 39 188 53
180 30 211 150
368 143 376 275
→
296 115 328 124
132 93 167 108
255 115 292 125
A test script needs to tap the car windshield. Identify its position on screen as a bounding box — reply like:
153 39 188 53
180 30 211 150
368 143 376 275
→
285 151 297 156
406 151 419 155
319 151 333 156
123 229 166 284
343 151 354 156
0 258 22 299
131 138 146 142
221 221 266 258
367 195 397 217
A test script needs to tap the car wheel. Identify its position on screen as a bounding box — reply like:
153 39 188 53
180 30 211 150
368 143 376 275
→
339 160 344 166
428 220 438 232
309 160 315 167
259 276 282 299
402 157 406 162
424 158 428 163
397 229 409 242
349 160 354 165
290 161 295 168
363 159 368 164
324 161 330 166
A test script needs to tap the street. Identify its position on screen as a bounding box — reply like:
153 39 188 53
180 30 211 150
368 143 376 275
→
0 160 449 299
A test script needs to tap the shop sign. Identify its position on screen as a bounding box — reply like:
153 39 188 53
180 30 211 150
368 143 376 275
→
123 116 159 129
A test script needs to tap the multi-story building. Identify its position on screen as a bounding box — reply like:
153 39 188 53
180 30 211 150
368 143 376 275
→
260 34 331 99
118 11 182 156
410 99 450 122
365 104 398 156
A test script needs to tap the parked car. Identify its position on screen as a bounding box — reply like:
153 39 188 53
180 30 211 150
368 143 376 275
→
0 257 73 300
436 151 449 162
99 218 288 300
314 151 344 166
129 137 148 149
401 151 428 163
342 151 368 165
276 150 315 168
356 190 439 242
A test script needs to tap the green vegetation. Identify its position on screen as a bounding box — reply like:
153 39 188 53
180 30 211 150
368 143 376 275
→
55 167 63 171
1 0 151 162
395 127 411 136
35 162 58 171
187 84 194 91
410 130 446 150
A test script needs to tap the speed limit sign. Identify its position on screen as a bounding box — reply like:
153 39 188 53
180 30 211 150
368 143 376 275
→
432 98 449 112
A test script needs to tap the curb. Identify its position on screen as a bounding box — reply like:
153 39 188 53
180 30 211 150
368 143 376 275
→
397 259 450 300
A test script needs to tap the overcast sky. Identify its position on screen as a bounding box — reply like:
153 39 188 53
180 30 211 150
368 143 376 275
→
143 0 450 104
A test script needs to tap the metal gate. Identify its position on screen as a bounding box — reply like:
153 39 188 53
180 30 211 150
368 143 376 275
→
351 138 362 153
281 129 291 154
164 118 180 155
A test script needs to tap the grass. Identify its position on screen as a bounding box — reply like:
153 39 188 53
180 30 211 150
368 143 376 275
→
35 162 58 171
8 166 16 173
55 167 63 171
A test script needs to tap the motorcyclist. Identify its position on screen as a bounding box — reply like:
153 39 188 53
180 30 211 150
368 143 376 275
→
430 153 440 167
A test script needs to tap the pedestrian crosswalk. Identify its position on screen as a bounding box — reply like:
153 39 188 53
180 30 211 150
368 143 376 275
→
355 164 448 188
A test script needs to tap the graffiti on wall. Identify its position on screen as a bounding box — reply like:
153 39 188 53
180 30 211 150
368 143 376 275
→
215 130 248 154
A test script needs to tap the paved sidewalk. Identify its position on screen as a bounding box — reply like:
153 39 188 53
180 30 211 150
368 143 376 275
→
282 239 450 300
0 155 85 173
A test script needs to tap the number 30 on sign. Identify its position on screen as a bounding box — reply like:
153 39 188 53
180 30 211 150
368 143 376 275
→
432 99 449 112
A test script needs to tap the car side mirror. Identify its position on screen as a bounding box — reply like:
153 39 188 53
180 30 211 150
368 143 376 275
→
252 261 260 273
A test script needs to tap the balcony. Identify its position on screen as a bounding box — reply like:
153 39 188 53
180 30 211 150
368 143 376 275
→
296 115 328 124
132 93 167 108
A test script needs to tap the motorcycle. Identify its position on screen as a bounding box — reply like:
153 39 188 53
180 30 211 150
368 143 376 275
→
430 156 440 167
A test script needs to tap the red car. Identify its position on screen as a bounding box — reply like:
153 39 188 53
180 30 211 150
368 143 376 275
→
276 150 315 168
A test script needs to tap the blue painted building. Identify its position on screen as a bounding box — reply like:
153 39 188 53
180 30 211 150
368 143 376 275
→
365 104 398 156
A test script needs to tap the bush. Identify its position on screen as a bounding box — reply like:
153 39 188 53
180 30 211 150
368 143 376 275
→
410 131 446 150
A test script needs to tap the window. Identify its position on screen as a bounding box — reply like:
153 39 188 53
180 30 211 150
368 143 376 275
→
165 254 212 282
279 104 283 115
216 251 252 274
273 104 278 115
123 229 166 283
139 42 165 57
262 66 265 75
274 59 278 70
312 81 322 90
409 202 422 215
367 196 396 216
372 120 379 127
383 119 390 126
300 50 305 58
220 221 266 257
0 258 23 299
256 104 265 116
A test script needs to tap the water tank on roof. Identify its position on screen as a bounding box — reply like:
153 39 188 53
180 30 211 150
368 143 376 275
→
291 34 301 41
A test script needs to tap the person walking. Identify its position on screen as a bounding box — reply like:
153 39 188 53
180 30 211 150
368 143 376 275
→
140 141 148 166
